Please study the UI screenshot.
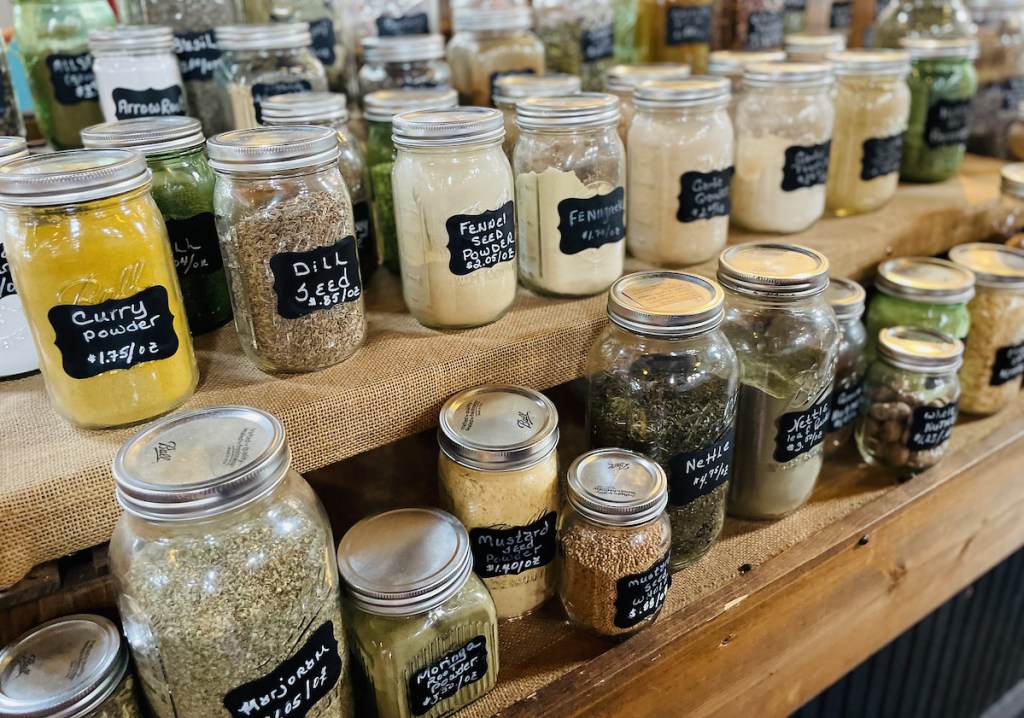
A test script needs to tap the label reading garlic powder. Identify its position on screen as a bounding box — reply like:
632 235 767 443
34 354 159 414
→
445 201 516 276
781 141 831 192
556 188 625 255
677 168 733 222
860 134 904 181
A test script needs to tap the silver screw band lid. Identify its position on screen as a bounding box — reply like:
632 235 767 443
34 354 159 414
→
875 257 976 304
566 449 668 527
207 125 340 173
877 326 964 373
81 116 205 155
392 107 505 147
361 34 445 63
0 150 150 206
605 62 692 92
608 271 725 337
949 243 1024 290
89 25 175 54
493 73 582 104
363 88 458 123
717 243 831 298
515 93 619 129
215 23 312 51
824 277 866 320
260 91 349 126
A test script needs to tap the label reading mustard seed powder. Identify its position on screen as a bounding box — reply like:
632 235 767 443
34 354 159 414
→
112 86 187 120
773 395 830 463
667 428 735 506
861 134 904 181
0 244 14 300
408 636 489 717
582 25 615 62
309 18 338 66
469 512 557 578
781 142 831 191
990 341 1024 386
556 188 625 255
167 213 223 278
46 53 98 106
677 168 733 222
445 201 516 276
377 13 430 36
924 99 972 149
613 551 671 629
174 30 220 82
666 6 712 45
269 236 362 319
251 80 313 123
907 403 958 451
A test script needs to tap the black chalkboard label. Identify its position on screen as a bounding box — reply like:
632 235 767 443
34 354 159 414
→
112 85 186 120
614 551 671 630
860 134 903 181
677 167 733 222
830 0 852 28
46 53 98 106
581 25 615 63
269 236 362 319
827 379 865 434
0 243 14 301
445 200 515 276
174 30 220 82
353 200 374 261
990 341 1024 386
999 77 1024 111
773 395 830 463
468 511 557 578
907 403 958 451
490 69 536 103
781 141 831 192
377 13 430 36
785 0 806 10
556 187 626 255
746 10 783 50
166 213 223 279
309 18 338 66
666 5 712 46
252 80 313 123
47 286 179 380
924 99 972 149
667 427 735 507
223 621 341 718
408 636 488 716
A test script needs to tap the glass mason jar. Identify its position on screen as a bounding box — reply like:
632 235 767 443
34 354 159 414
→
718 0 786 49
559 448 672 638
1010 101 1024 159
989 162 1024 243
0 150 197 428
706 49 786 118
515 93 626 297
899 37 978 183
634 0 713 73
208 125 366 372
825 50 911 216
392 107 517 329
967 0 1024 158
824 277 868 455
12 0 115 149
629 77 733 267
587 272 739 569
0 137 34 378
784 32 846 61
534 0 616 90
855 327 963 479
0 615 144 717
110 406 354 718
949 243 1024 414
337 508 499 718
718 243 840 520
437 385 560 620
873 0 975 48
731 62 835 234
0 36 26 138
358 34 451 103
81 117 233 336
605 62 691 146
494 73 582 156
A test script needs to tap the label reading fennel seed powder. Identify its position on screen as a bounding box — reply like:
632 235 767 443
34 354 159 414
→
677 167 733 222
830 0 852 28
907 403 958 451
924 99 972 149
269 236 362 319
667 427 735 506
251 80 313 123
557 187 626 255
48 286 179 380
46 53 98 105
408 636 488 716
309 18 338 66
827 379 865 434
223 621 341 718
174 30 221 82
469 511 557 578
445 200 516 276
860 134 904 181
773 395 830 463
614 551 671 629
746 10 784 50
112 86 186 120
666 6 712 45
990 341 1024 386
377 13 431 36
781 141 831 192
166 213 223 279
581 25 615 62
0 243 14 300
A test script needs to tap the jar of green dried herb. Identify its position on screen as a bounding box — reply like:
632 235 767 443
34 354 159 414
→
824 277 868 456
587 271 739 569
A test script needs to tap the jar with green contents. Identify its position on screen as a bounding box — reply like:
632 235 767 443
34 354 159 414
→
899 37 979 183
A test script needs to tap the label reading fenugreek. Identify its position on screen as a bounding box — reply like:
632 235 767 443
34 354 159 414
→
46 53 98 106
556 187 626 255
667 427 735 506
251 80 313 123
269 236 362 319
773 396 830 463
860 134 904 181
827 379 865 434
112 86 187 120
613 551 671 629
408 636 488 716
781 142 831 192
924 99 972 149
309 18 338 66
990 341 1024 386
581 25 615 62
377 13 430 36
0 243 14 300
677 167 733 222
830 0 852 28
907 403 958 451
445 201 516 276
174 30 220 82
166 213 223 279
469 511 557 578
745 10 783 50
666 6 712 46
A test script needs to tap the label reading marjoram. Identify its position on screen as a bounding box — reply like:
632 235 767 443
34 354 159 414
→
445 201 515 276
251 80 313 123
166 213 223 279
773 395 830 463
861 134 904 181
112 86 186 120
46 53 98 106
781 142 831 192
468 511 557 578
614 551 671 630
827 379 865 434
924 99 972 149
907 403 958 451
0 243 14 300
666 6 712 45
830 0 852 28
746 11 784 50
581 25 615 62
408 637 488 717
377 13 430 36
174 30 220 82
556 188 626 255
991 341 1024 386
309 18 338 66
353 200 374 260
269 237 362 319
677 167 733 222
667 427 735 506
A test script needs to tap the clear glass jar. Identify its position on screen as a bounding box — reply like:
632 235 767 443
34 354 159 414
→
358 34 451 103
855 327 963 479
0 150 198 428
824 277 867 455
706 49 786 118
0 137 34 378
784 32 846 61
634 0 713 73
605 62 691 146
629 78 733 266
208 126 366 372
515 93 625 296
534 0 616 89
825 50 911 216
966 0 1024 158
0 36 26 138
392 107 517 329
718 0 786 49
1010 101 1024 159
718 243 840 520
873 0 975 48
731 62 835 234
338 508 499 718
989 163 1024 242
493 73 582 156
109 406 354 718
437 385 560 619
559 448 672 637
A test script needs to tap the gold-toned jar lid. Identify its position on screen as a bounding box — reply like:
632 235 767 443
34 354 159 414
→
875 257 976 304
949 243 1024 289
825 49 910 76
363 88 457 123
899 37 979 61
82 116 205 155
605 62 692 91
0 150 150 206
717 243 831 298
706 50 786 78
566 449 668 527
824 277 866 320
608 271 725 337
877 326 964 373
634 76 730 108
493 73 582 104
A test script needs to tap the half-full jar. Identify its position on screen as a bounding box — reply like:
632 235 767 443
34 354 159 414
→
208 125 366 372
90 25 188 122
633 0 713 72
515 93 625 297
358 34 451 103
338 509 499 718
605 62 692 145
629 77 733 266
494 73 582 156
967 0 1024 158
732 63 835 234
0 137 35 378
534 0 616 89
392 107 517 329
437 385 560 619
784 32 846 61
824 277 868 455
718 243 839 519
109 407 354 718
706 49 787 117
0 150 197 428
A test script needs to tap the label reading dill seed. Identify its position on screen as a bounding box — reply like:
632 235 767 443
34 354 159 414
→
773 395 830 463
924 99 972 149
614 551 671 629
860 134 903 181
166 213 223 278
46 53 98 106
112 86 187 120
907 403 957 451
469 511 557 578
377 12 430 36
223 621 341 718
827 379 865 434
270 236 362 319
990 341 1024 385
445 201 516 276
490 69 536 103
677 167 733 222
745 10 784 50
557 187 626 255
408 636 488 716
251 80 313 123
174 30 221 82
581 25 615 62
830 0 852 28
353 200 374 260
666 6 712 46
781 141 831 191
309 18 338 66
0 243 14 300
667 427 735 506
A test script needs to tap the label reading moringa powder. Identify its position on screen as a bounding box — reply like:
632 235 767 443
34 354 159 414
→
445 200 516 276
112 86 186 120
827 379 865 434
773 395 830 463
269 236 362 319
174 30 221 82
166 213 223 279
907 403 958 451
251 80 313 123
666 6 712 45
781 141 831 191
677 167 733 222
377 13 430 36
860 134 904 181
581 25 615 62
990 341 1024 386
557 187 625 255
408 636 488 716
924 99 972 148
0 244 14 300
746 11 784 50
46 53 98 105
469 511 557 578
613 551 671 630
667 427 735 506
309 18 338 66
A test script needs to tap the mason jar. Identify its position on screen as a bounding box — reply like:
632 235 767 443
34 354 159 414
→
110 406 355 718
89 25 188 122
493 72 582 157
872 0 975 48
705 49 786 117
967 0 1024 158
0 136 35 378
634 0 713 72
357 34 451 103
784 32 846 61
208 125 366 372
604 62 692 145
989 162 1024 243
718 243 840 520
824 277 868 455
534 0 616 89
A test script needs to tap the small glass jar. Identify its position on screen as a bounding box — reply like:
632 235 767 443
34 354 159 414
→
392 107 517 329
338 508 499 718
899 38 979 183
208 125 366 372
629 77 733 266
825 50 911 216
989 163 1024 243
0 150 197 428
0 615 144 717
437 385 560 620
966 0 1024 158
605 62 692 145
718 243 839 520
1010 101 1024 159
633 0 712 73
706 49 786 117
358 34 451 103
0 36 26 138
784 32 846 61
515 93 626 297
855 327 963 479
559 448 672 638
718 0 786 49
824 277 868 456
873 0 975 48
110 406 355 718
731 62 835 234
493 73 582 156
534 0 616 89
0 137 35 378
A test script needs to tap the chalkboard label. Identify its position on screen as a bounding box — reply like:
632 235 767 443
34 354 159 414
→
773 395 830 463
907 403 958 451
468 511 557 578
174 30 220 82
377 13 430 36
999 77 1024 111
490 69 536 103
112 85 186 120
309 18 337 66
408 636 488 716
746 10 783 50
166 213 223 279
252 80 313 123
0 243 14 301
830 0 852 28
990 341 1024 386
666 5 712 46
860 134 903 181
269 236 362 319
614 551 671 630
445 200 515 276
581 25 615 63
556 187 626 255
46 53 98 106
47 286 180 380
353 200 374 261
785 0 807 10
924 99 972 149
781 141 831 192
223 621 341 718
677 167 733 222
827 379 865 434
667 427 735 507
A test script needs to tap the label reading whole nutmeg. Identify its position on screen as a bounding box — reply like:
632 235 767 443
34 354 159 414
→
113 86 187 120
677 167 733 222
269 236 362 319
666 6 712 45
407 636 488 716
781 142 831 192
469 511 557 578
614 551 671 629
907 403 958 451
924 99 972 149
773 396 831 463
991 341 1024 385
860 134 904 181
581 25 615 62
445 201 516 276
827 379 865 434
557 188 626 255
667 427 735 506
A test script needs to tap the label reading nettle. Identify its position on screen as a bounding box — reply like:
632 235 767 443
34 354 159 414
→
613 551 671 630
666 5 712 45
408 637 488 717
353 200 374 258
174 30 220 82
667 427 735 507
556 187 626 255
377 13 430 36
46 53 98 105
581 25 615 63
860 134 904 181
269 236 362 319
490 69 536 101
677 167 733 222
223 621 341 718
252 80 313 123
47 286 179 380
991 341 1024 386
830 0 852 28
907 403 958 451
746 11 783 50
0 243 14 300
112 86 186 120
309 18 338 66
468 511 557 578
827 379 865 434
773 395 830 463
445 200 515 276
781 141 831 192
166 213 223 279
924 99 972 149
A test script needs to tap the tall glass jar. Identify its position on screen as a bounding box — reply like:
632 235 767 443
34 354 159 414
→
494 73 582 156
12 0 115 149
208 126 366 372
534 0 616 90
605 62 691 145
0 150 197 428
784 32 846 61
718 243 839 520
358 34 451 104
824 277 867 455
706 49 786 117
392 108 517 329
90 26 189 122
110 406 355 718
0 137 34 378
718 0 786 49
731 62 835 234
629 77 733 267
873 0 975 48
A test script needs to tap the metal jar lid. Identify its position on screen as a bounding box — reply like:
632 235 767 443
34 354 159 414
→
717 243 831 298
0 137 28 165
784 33 847 59
0 615 129 718
81 116 205 155
898 37 979 61
607 271 725 337
113 406 292 522
392 107 504 147
706 50 787 78
337 508 474 617
825 49 910 76
89 25 174 54
0 150 150 207
823 277 866 320
877 326 964 373
260 92 349 126
515 93 619 130
453 6 533 33
363 88 458 123
361 34 445 64
949 243 1024 290
634 76 730 108
1000 162 1024 199
438 385 559 471
493 73 582 104
605 63 692 92
207 125 339 173
566 449 668 527
875 257 976 304
215 23 312 52
743 61 834 88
